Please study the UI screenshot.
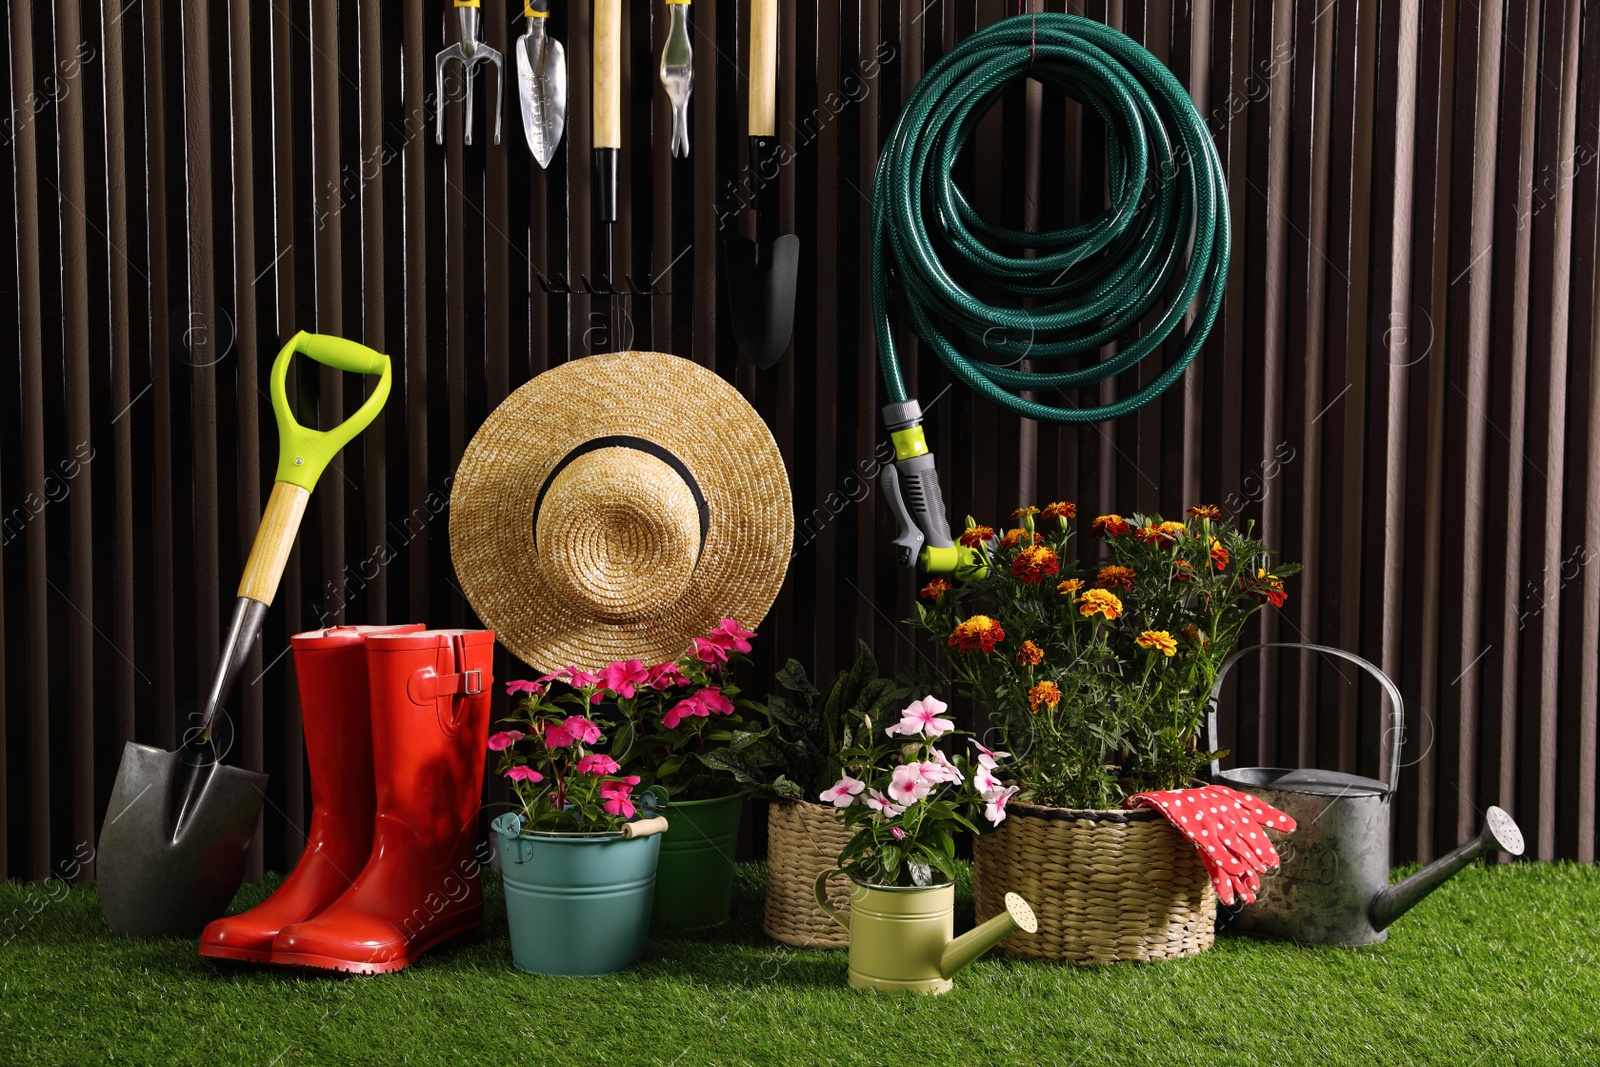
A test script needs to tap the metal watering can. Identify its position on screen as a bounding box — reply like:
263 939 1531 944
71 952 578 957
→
1207 642 1525 946
815 869 1036 994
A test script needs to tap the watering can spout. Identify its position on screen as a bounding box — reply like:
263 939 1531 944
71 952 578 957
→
1369 806 1524 932
940 893 1036 979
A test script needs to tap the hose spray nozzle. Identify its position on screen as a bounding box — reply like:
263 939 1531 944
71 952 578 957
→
879 401 986 578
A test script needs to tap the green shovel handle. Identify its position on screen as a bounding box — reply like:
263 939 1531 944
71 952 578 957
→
270 331 392 491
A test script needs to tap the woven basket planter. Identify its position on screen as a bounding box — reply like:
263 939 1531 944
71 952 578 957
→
973 801 1217 964
763 800 856 948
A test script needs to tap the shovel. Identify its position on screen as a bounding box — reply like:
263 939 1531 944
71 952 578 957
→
97 331 392 938
515 0 567 168
723 0 798 369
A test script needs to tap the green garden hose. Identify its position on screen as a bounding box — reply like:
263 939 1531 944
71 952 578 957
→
874 13 1229 573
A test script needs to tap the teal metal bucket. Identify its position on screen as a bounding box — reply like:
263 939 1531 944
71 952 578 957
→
491 812 660 976
649 792 744 931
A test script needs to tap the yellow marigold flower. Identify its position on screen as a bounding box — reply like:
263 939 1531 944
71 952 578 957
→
1186 504 1221 521
948 614 1006 653
1016 640 1044 667
1095 564 1137 591
1158 520 1187 540
1210 538 1230 570
1011 505 1040 520
959 524 997 548
1136 630 1179 657
1133 524 1164 545
920 579 953 601
1001 527 1043 548
1057 578 1084 596
1042 501 1076 520
1076 588 1123 620
1012 544 1061 585
1027 680 1062 713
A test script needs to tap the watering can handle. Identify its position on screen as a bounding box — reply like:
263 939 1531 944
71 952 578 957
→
813 867 850 931
1206 642 1405 797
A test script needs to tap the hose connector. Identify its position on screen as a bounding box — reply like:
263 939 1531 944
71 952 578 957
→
880 401 985 577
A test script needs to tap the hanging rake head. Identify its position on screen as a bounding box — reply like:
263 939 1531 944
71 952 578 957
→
435 1 503 146
535 270 670 297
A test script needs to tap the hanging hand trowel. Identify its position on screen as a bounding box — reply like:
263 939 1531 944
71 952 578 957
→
723 0 798 369
515 0 567 167
97 332 392 939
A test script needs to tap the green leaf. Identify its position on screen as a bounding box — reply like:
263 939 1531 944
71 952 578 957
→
771 775 805 800
776 658 822 700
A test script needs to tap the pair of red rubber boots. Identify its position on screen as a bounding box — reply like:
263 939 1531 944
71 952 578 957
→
200 625 494 974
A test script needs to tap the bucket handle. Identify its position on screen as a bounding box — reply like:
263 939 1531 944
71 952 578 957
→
813 867 850 931
1206 642 1405 797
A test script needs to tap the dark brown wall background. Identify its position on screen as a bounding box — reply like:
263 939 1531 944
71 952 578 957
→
3 0 1597 883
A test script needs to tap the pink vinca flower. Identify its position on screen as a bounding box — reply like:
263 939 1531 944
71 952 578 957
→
662 694 705 729
647 661 691 690
695 687 735 716
690 637 730 666
887 696 955 739
971 740 1010 770
819 775 867 808
562 716 602 745
863 789 904 818
594 659 650 701
922 749 964 785
538 666 598 689
504 765 543 783
543 721 576 749
505 679 543 697
983 784 1020 826
599 776 642 819
487 730 526 752
889 763 933 806
706 618 756 654
577 753 621 776
890 826 906 841
972 765 1003 796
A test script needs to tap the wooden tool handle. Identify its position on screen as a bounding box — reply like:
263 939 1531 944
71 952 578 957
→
593 0 621 149
748 0 777 136
236 481 310 604
622 815 670 839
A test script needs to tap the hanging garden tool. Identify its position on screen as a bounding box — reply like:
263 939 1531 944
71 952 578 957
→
589 0 622 350
98 332 392 938
873 14 1230 573
723 0 799 369
515 0 566 167
659 0 694 157
435 0 504 146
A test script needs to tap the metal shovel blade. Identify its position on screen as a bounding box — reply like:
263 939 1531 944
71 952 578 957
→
723 232 800 369
516 25 566 168
97 740 267 938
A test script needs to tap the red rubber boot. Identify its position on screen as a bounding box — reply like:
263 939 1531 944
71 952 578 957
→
272 629 494 974
199 623 424 963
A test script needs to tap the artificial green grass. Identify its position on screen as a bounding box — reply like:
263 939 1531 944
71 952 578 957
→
0 861 1595 1066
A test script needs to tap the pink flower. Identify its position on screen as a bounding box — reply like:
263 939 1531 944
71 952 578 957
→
695 686 735 716
890 826 906 841
505 679 543 696
971 740 1010 770
983 784 1020 826
819 775 867 807
889 763 932 805
972 765 1002 795
544 721 576 748
537 666 599 689
603 795 636 818
705 618 756 654
691 637 729 665
594 659 650 701
504 765 543 783
599 775 641 818
663 688 729 729
647 661 691 690
920 751 963 786
562 716 602 745
486 730 526 752
886 696 955 739
863 789 904 818
577 753 621 776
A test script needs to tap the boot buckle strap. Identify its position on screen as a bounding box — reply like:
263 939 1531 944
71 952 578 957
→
408 667 485 703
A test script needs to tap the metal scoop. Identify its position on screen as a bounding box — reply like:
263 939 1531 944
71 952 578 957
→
515 0 566 167
97 332 392 938
435 0 503 146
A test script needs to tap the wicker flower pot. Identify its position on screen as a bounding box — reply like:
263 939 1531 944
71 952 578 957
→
763 800 856 948
973 801 1217 964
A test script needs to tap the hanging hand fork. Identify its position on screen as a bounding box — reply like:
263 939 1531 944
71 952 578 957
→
435 0 504 146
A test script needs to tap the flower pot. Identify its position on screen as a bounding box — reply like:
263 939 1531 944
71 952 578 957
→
812 869 1036 995
972 801 1217 964
649 791 744 931
491 812 662 976
762 799 856 948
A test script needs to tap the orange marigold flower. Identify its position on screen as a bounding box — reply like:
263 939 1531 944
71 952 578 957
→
948 615 1006 653
960 524 997 548
920 579 954 601
1181 624 1210 649
1016 640 1044 667
1186 504 1222 521
1171 559 1196 582
1077 589 1123 620
1133 524 1164 545
1091 514 1130 538
1042 501 1076 520
1095 564 1137 591
1210 538 1230 570
1136 630 1179 657
1028 680 1062 713
1158 520 1188 540
1012 545 1061 585
1011 505 1040 520
1248 568 1289 608
1057 578 1084 596
1001 527 1044 548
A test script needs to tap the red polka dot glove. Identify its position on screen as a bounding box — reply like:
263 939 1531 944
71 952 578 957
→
1124 785 1297 906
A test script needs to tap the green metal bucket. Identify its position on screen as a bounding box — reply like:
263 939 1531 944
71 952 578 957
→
649 792 744 931
491 812 660 976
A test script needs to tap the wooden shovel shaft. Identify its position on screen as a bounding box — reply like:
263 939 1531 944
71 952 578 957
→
749 0 776 136
237 481 310 604
593 0 621 148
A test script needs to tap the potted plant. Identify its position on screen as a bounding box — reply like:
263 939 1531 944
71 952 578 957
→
740 642 907 947
489 673 669 976
908 502 1298 963
810 694 1036 994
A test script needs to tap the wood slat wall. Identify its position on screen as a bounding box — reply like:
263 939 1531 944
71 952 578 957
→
3 0 1597 882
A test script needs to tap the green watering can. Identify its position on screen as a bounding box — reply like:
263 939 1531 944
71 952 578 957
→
815 869 1037 995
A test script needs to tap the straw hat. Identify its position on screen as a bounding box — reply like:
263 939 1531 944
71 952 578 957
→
449 350 793 672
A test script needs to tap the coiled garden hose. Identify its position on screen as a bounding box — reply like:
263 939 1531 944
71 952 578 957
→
874 13 1229 573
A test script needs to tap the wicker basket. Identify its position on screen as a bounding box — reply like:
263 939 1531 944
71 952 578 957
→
762 800 856 948
973 801 1217 964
